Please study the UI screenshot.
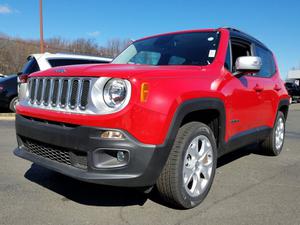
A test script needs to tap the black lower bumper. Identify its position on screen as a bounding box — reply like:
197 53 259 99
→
14 114 168 187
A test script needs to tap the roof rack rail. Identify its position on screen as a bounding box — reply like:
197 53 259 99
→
218 26 267 49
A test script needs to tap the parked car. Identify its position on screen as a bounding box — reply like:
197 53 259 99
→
18 52 112 89
285 82 300 103
0 75 18 112
15 28 289 209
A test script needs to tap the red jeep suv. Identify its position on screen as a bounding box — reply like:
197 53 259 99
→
15 28 289 208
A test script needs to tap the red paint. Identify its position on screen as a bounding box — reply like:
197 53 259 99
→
17 28 289 145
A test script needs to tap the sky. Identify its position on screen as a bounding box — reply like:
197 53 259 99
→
0 0 299 79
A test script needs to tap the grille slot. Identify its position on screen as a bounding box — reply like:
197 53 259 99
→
51 79 59 106
43 79 51 105
29 79 36 103
80 80 90 109
60 80 69 107
36 79 43 104
22 137 87 169
28 77 91 111
70 80 79 108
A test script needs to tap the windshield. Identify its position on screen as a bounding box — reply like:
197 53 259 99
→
112 31 220 66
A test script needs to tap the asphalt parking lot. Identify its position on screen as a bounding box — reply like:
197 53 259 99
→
0 105 300 225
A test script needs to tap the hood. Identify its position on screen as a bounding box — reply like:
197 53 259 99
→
29 64 212 79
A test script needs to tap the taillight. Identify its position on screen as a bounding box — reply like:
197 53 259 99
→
19 74 28 83
0 85 4 92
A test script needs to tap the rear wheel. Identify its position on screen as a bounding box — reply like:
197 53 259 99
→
156 122 217 209
261 111 285 156
9 97 18 112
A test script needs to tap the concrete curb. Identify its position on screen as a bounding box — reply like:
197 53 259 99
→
0 113 15 116
0 117 15 120
0 113 15 120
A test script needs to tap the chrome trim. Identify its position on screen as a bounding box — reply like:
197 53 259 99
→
20 77 131 115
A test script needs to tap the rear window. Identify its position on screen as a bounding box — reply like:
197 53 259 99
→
48 59 109 67
21 57 40 75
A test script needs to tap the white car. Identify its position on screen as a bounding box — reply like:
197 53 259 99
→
19 52 111 81
16 53 111 111
18 52 112 91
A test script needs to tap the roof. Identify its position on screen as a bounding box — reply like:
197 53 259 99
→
224 27 269 49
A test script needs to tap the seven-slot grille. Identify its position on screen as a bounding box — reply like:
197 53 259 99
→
28 77 90 110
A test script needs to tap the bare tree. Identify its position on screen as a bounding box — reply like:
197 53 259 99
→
0 33 130 74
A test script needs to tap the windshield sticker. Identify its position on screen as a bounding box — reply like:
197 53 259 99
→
208 37 214 42
208 50 216 58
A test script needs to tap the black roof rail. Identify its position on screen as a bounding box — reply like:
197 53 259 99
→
218 26 268 49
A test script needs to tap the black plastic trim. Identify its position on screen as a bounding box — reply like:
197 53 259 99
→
15 114 161 187
223 126 272 155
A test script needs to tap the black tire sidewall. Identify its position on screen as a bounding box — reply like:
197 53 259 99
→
176 124 217 208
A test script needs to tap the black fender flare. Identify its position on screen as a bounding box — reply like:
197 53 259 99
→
163 98 226 149
275 98 290 125
148 98 226 182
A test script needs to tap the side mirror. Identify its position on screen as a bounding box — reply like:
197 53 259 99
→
234 56 262 75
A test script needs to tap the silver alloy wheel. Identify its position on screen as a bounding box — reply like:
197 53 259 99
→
183 135 213 197
275 117 284 150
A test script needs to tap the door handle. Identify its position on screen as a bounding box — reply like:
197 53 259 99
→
254 84 264 92
274 84 281 91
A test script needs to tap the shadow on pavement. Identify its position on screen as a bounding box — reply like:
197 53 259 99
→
24 144 268 208
217 144 269 168
24 164 149 207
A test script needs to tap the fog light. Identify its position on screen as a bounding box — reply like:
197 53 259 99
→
101 131 125 139
92 149 130 168
117 151 126 162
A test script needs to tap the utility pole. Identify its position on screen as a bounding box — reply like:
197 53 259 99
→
39 0 44 53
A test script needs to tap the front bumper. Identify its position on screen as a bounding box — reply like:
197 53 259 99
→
14 114 166 187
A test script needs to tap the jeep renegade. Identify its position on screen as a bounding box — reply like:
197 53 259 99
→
15 28 290 208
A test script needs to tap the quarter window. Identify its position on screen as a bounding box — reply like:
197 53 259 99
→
255 46 276 77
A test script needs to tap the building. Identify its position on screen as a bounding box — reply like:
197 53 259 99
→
287 70 300 85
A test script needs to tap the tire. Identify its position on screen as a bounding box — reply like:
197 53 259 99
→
156 122 217 209
261 111 286 156
9 97 18 112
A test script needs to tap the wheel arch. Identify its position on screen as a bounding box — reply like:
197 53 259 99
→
162 98 226 151
276 99 290 124
151 98 226 185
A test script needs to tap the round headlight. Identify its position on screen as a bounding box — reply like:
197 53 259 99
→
103 79 127 108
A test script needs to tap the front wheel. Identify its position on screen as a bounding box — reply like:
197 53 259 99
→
156 122 217 209
261 111 286 156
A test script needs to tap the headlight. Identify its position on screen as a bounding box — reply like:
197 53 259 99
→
103 79 128 108
18 83 29 101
